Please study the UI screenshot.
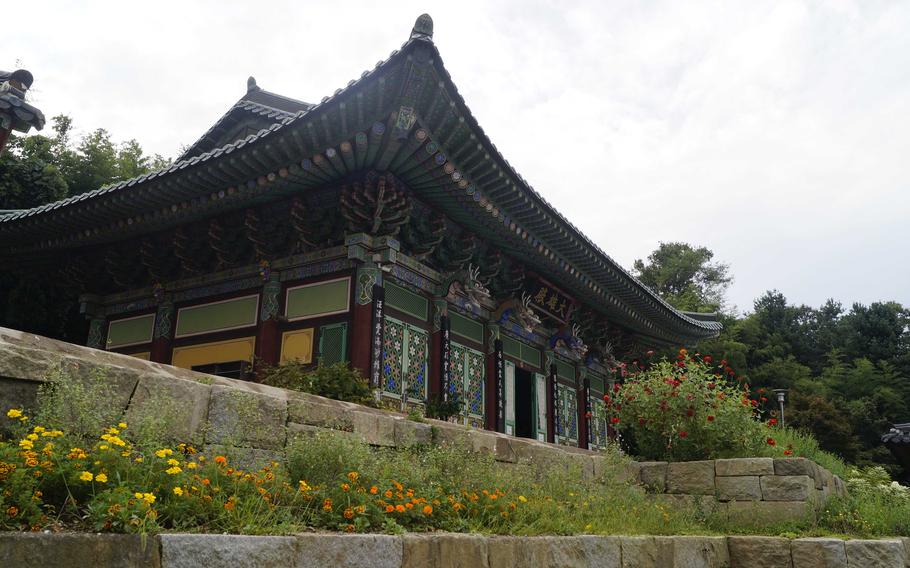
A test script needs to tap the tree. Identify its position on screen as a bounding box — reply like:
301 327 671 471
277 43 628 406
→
632 242 732 313
0 133 68 209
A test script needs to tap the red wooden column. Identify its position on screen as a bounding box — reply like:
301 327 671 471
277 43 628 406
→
428 301 448 401
350 267 380 382
255 276 282 373
149 301 174 364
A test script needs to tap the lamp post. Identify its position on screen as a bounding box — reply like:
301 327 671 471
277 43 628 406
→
772 389 788 428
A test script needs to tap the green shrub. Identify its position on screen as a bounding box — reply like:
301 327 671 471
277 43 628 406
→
612 350 765 461
424 392 462 421
260 361 373 405
34 364 122 437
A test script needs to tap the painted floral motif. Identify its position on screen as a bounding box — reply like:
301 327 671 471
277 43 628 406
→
382 319 404 395
466 350 485 417
405 328 428 400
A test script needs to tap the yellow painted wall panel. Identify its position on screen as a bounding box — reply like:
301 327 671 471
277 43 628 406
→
280 328 315 364
171 337 256 369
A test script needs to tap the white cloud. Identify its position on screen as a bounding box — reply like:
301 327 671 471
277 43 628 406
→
4 0 908 312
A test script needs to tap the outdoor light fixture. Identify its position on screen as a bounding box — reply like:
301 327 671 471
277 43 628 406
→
773 389 788 428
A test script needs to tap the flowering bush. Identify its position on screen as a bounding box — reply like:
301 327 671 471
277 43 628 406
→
609 349 767 461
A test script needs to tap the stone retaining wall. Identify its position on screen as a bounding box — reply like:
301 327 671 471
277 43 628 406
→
0 327 845 526
636 457 847 523
1 532 908 568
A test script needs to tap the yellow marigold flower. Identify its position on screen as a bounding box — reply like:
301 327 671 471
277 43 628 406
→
135 457 144 463
107 427 120 435
99 445 109 450
18 440 34 450
166 458 180 466
298 480 312 492
186 462 198 469
173 487 184 496
155 449 173 458
95 473 108 483
166 466 182 475
6 409 22 419
347 471 359 482
79 471 93 482
26 433 39 441
134 492 144 499
32 426 45 433
143 493 156 504
341 483 350 492
121 451 131 457
25 458 38 467
118 422 127 429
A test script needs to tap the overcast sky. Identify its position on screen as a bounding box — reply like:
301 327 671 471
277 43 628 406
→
5 1 909 314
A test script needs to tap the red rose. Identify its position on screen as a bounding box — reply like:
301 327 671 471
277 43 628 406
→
767 438 776 446
679 431 688 438
703 355 713 364
610 417 620 425
707 415 715 422
603 394 611 403
767 418 778 427
613 383 621 392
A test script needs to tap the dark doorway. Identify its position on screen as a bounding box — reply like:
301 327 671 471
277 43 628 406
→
515 367 534 439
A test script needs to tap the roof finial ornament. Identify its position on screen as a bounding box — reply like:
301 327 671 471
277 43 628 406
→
411 14 433 40
247 76 259 92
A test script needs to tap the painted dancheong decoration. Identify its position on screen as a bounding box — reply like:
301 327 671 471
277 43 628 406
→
0 14 720 449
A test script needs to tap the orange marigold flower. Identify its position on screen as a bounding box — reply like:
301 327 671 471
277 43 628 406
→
214 455 227 466
345 524 355 533
7 506 18 517
370 486 378 495
385 505 395 513
322 498 333 512
343 507 354 519
422 505 433 515
384 490 393 499
395 504 406 513
224 498 236 511
405 503 413 510
341 483 350 492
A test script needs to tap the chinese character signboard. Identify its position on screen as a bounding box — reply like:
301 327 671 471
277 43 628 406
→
529 282 573 323
369 284 385 389
494 339 505 433
440 316 452 401
550 363 559 443
583 378 592 447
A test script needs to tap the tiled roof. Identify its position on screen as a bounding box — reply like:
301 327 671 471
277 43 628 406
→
883 424 910 445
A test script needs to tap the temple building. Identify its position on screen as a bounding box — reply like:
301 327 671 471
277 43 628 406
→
0 15 720 449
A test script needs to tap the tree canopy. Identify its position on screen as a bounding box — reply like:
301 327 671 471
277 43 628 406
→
632 242 732 314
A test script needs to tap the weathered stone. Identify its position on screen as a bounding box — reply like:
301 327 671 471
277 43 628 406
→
287 397 354 431
791 538 848 568
667 461 716 495
725 500 809 525
204 444 282 470
0 533 160 568
654 536 731 568
431 420 471 448
207 385 287 449
0 377 41 435
639 461 669 491
395 417 433 446
494 435 518 463
728 536 792 568
845 539 905 568
402 534 487 568
160 534 296 568
774 458 815 477
716 476 762 502
0 344 58 383
294 533 401 567
715 458 774 477
621 536 659 568
350 409 397 446
898 537 910 567
761 475 813 501
487 536 621 568
125 372 211 444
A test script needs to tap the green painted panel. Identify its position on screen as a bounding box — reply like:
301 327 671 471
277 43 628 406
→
385 282 428 321
450 312 483 343
520 344 542 368
588 373 606 394
107 314 154 349
502 336 521 360
176 296 258 338
319 322 348 365
286 279 350 320
556 359 576 381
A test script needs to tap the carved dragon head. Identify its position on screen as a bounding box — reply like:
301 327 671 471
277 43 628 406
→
569 323 589 358
513 292 542 333
462 263 492 309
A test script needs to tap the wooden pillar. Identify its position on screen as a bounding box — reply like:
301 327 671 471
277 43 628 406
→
428 301 448 400
149 301 174 364
350 267 379 380
255 275 282 373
